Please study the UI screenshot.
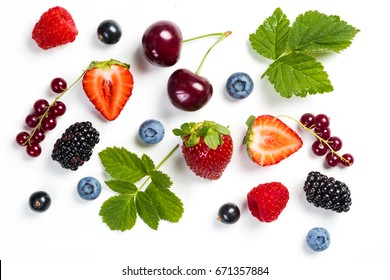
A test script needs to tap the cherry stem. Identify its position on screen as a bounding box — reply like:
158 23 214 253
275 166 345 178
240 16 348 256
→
277 114 351 165
187 31 232 75
139 144 180 191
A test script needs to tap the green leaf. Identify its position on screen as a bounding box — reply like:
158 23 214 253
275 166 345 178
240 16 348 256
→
204 130 221 150
146 182 183 223
99 195 137 231
263 52 333 98
99 147 147 183
288 10 360 53
135 191 160 230
150 170 173 189
105 180 138 195
249 7 290 60
141 154 155 174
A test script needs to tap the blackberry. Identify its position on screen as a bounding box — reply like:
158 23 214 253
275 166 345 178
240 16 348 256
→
303 171 352 213
51 121 100 171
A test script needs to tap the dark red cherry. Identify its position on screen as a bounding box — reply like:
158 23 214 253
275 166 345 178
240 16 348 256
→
167 68 213 111
142 20 182 67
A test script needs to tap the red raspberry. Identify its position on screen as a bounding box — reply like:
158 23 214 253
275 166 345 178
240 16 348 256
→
32 6 78 50
247 182 289 222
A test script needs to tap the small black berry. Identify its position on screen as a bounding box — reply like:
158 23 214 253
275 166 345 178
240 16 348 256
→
29 191 51 212
217 202 240 224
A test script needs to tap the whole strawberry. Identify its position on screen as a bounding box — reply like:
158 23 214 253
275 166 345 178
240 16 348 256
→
173 121 233 180
247 182 289 222
32 6 78 50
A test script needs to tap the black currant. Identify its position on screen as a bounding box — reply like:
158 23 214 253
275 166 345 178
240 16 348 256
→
217 202 240 224
97 19 122 44
29 191 51 212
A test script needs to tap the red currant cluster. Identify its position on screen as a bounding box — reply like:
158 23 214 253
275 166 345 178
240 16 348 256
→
15 78 67 157
300 113 354 167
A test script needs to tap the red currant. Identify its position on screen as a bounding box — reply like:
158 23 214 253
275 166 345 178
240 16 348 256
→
25 113 40 128
315 127 331 140
50 77 67 93
314 114 330 130
312 140 328 156
48 101 66 117
325 152 340 167
16 131 29 146
26 142 42 157
33 99 49 116
341 153 354 166
300 113 315 129
41 115 57 131
31 129 45 143
328 136 342 151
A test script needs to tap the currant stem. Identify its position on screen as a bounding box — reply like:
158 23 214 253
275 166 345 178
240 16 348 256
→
194 31 232 75
277 114 351 165
138 144 180 191
23 68 90 145
182 32 227 43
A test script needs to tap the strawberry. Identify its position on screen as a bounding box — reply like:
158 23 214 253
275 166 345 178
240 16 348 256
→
244 115 302 166
82 59 134 121
32 6 78 50
247 182 289 222
173 121 233 180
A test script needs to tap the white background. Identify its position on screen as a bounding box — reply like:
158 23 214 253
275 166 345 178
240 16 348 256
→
1 0 389 279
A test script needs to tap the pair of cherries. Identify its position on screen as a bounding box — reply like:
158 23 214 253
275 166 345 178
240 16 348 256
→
142 20 230 111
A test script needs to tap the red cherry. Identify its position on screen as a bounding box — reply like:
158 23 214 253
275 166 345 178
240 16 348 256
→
167 68 213 111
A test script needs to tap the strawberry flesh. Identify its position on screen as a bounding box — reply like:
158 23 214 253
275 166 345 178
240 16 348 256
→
82 60 134 121
244 115 302 166
32 6 78 50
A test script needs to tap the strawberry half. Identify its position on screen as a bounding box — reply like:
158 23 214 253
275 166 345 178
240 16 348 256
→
173 121 233 180
32 6 78 50
82 59 134 121
244 115 302 166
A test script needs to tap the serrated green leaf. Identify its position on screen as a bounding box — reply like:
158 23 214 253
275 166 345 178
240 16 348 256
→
263 52 333 98
288 10 360 53
135 191 159 230
105 180 138 194
141 154 155 174
249 7 290 60
185 134 200 147
204 130 220 150
146 183 183 223
150 170 173 189
99 195 137 231
99 147 147 183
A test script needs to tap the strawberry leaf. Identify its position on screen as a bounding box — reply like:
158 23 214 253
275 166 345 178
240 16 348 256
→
135 191 160 230
105 180 138 194
288 11 360 53
204 130 221 150
150 170 173 189
249 7 290 60
146 182 184 223
263 52 333 98
99 195 137 231
98 147 147 183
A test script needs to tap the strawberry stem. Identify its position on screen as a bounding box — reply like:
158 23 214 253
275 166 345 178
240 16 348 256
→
192 31 232 75
277 114 351 166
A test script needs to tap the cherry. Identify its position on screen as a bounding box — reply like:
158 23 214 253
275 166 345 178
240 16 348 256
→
142 20 183 67
167 69 213 111
167 31 231 111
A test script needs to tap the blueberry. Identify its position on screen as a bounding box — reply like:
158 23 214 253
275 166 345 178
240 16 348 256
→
77 177 101 200
217 202 240 224
226 72 254 99
138 119 165 144
306 227 331 252
29 191 51 212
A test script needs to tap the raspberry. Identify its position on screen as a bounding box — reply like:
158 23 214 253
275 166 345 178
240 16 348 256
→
247 182 289 222
32 6 78 50
303 171 352 212
51 121 100 171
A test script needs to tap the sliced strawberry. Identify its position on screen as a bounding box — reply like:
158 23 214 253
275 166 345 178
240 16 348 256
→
32 6 78 50
82 59 134 121
173 121 233 180
244 115 302 166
